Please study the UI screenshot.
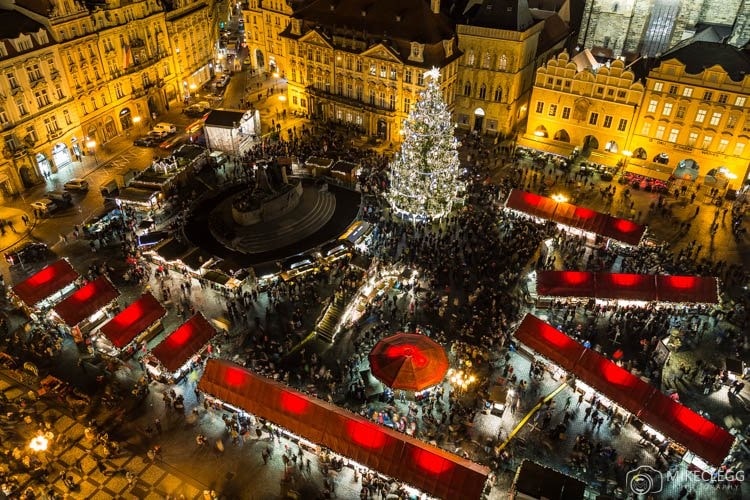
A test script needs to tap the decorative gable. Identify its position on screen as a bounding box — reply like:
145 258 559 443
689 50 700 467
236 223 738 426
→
361 43 401 63
299 30 333 49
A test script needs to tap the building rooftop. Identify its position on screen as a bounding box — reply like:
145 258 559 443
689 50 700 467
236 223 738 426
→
659 39 750 82
0 8 45 40
204 109 247 128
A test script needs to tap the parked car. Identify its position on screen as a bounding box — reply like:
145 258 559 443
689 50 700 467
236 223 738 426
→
152 122 177 135
215 75 231 88
134 135 160 147
4 242 50 266
30 198 57 215
45 190 73 206
64 178 89 191
184 101 211 117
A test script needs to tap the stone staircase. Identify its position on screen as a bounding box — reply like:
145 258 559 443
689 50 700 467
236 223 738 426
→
232 190 335 254
314 301 345 343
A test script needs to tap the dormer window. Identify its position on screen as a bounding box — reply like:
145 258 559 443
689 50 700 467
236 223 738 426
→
409 42 424 63
443 39 453 58
34 30 49 45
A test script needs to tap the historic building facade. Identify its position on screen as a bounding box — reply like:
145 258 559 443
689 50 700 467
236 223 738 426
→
0 8 77 198
242 0 294 75
454 0 574 137
523 52 644 167
577 0 750 59
276 0 461 142
629 40 750 190
524 41 750 190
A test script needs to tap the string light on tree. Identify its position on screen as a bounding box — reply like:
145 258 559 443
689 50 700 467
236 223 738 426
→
387 67 465 221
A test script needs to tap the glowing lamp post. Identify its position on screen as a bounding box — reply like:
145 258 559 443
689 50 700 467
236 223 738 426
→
29 434 50 452
551 193 569 203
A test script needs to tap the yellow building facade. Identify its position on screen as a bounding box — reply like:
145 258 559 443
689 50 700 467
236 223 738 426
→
0 9 78 197
629 42 750 190
242 0 292 75
523 52 644 168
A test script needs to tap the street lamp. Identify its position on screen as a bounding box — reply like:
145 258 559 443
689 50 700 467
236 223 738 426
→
29 433 50 452
551 193 569 203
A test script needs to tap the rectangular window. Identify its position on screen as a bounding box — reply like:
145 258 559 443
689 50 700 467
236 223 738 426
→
389 94 395 110
735 96 746 107
653 82 663 92
548 104 557 116
562 107 570 119
369 64 376 76
733 142 745 156
647 100 658 113
379 65 386 78
356 60 362 72
417 72 424 86
695 109 706 123
588 112 599 125
603 115 613 128
687 132 698 147
717 138 729 153
655 125 665 139
676 106 686 119
641 122 652 136
703 91 713 101
682 87 693 98
727 114 738 128
700 135 712 149
487 119 497 131
709 112 722 126
719 94 729 104
617 118 627 131
368 89 375 105
596 86 604 94
25 125 38 143
535 101 544 113
404 70 412 84
0 107 7 124
16 98 27 116
404 98 411 115
390 68 397 80
668 85 678 95
662 103 673 116
6 72 18 89
617 90 626 98
668 128 679 142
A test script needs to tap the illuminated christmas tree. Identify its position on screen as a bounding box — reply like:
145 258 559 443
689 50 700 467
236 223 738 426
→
387 68 464 220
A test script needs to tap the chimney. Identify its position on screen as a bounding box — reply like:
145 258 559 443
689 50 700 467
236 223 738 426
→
431 0 440 14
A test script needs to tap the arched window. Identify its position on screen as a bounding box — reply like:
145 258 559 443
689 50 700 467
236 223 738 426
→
498 54 508 71
463 81 472 96
466 50 475 66
482 52 492 69
494 87 502 102
479 84 487 99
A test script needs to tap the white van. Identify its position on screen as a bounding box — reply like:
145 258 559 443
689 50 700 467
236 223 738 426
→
152 123 177 135
99 179 119 197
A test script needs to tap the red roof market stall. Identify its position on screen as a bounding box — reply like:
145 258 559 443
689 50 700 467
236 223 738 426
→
513 314 734 466
594 272 657 301
198 359 490 499
513 314 585 372
534 271 719 304
148 313 216 379
535 271 596 298
11 259 79 307
505 189 646 246
53 276 120 327
656 275 719 304
99 293 167 349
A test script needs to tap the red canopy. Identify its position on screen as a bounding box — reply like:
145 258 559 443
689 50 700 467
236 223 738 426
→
99 293 166 349
656 275 719 304
536 271 596 297
368 333 449 391
151 313 216 372
594 272 657 301
513 314 585 372
505 189 646 245
198 359 489 499
513 314 734 466
53 276 120 327
12 259 79 306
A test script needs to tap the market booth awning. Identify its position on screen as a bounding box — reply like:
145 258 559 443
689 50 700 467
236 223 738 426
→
534 271 719 304
99 293 167 349
535 271 596 298
656 275 719 304
505 189 646 246
513 314 734 466
53 276 120 327
12 259 79 307
198 359 489 499
368 333 449 392
151 313 216 373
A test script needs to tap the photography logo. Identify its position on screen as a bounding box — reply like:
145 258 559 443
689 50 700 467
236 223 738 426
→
627 465 663 495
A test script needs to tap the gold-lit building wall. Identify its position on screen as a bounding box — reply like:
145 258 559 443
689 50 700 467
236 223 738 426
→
0 23 76 196
630 59 750 190
242 0 292 75
523 53 643 167
454 23 543 138
166 0 216 101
